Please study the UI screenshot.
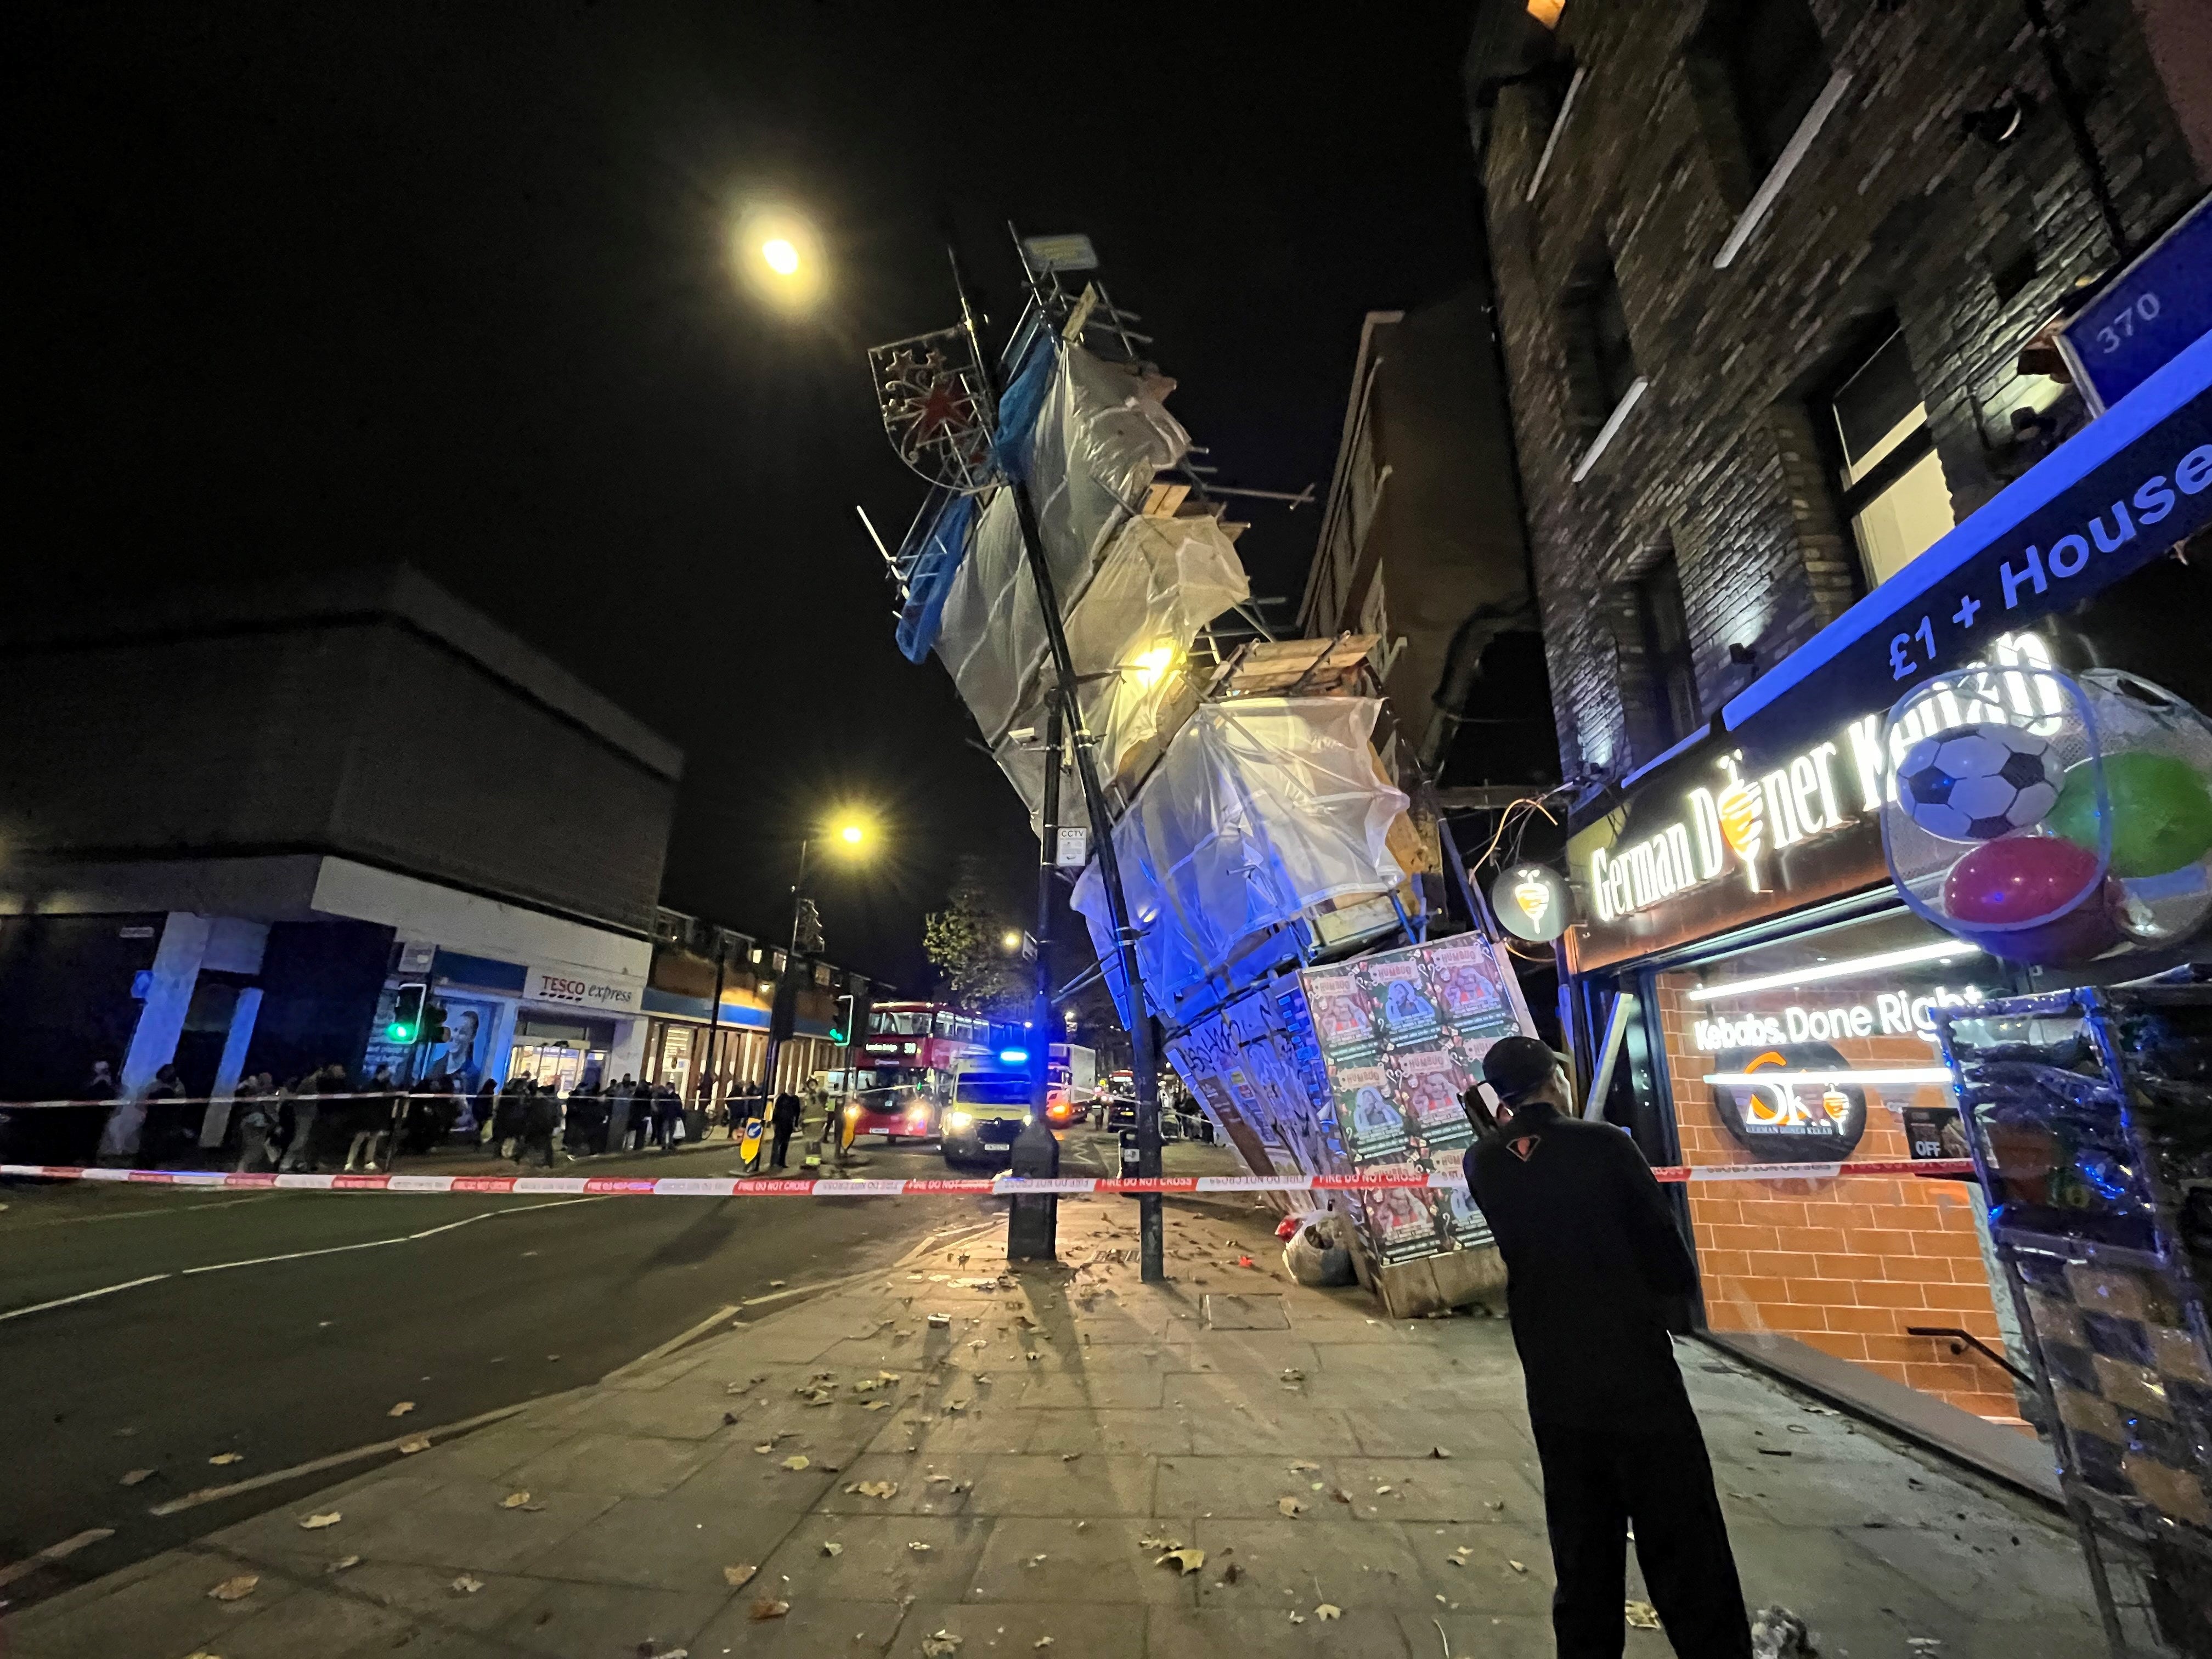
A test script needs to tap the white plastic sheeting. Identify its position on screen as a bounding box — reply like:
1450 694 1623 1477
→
934 344 1191 746
1071 697 1409 1017
983 514 1250 818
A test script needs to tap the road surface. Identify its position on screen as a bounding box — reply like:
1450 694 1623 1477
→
0 1137 1006 1609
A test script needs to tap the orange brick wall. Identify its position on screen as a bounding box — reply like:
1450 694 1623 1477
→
1652 973 2022 1423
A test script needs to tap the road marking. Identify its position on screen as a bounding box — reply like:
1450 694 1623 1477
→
182 1195 611 1274
0 1274 172 1323
0 1527 116 1589
145 1402 533 1516
601 1303 743 1381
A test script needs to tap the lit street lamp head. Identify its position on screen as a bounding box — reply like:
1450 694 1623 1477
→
761 238 799 276
839 822 864 846
731 204 822 309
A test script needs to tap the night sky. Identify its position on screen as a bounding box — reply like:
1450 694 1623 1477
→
8 3 1482 989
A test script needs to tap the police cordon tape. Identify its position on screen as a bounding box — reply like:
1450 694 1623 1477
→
0 1158 1977 1197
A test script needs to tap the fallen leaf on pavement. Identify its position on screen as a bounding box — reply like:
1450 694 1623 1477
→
842 1480 897 1498
908 1541 933 1553
1138 1534 1182 1550
387 1402 415 1418
920 1633 962 1657
120 1468 155 1486
1428 1446 1452 1459
748 1599 791 1621
1287 1612 1306 1625
722 1564 757 1587
1034 1639 1054 1650
397 1437 431 1454
1316 1604 1342 1621
206 1574 260 1601
1156 1548 1205 1575
1277 1497 1304 1517
864 1400 892 1411
298 1513 342 1530
498 1491 533 1508
821 1541 844 1556
325 1555 360 1574
208 1452 244 1466
781 1455 811 1471
452 1574 484 1594
1626 1600 1661 1630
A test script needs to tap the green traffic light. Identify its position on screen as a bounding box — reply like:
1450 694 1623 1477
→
387 1022 415 1042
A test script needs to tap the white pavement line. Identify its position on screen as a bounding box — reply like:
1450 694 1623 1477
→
0 1526 117 1589
181 1237 407 1275
736 1272 873 1312
601 1302 743 1383
145 1403 532 1517
0 1273 172 1323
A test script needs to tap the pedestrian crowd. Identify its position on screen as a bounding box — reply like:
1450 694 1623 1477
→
0 1061 794 1175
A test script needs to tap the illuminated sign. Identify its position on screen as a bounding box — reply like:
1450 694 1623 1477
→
1570 634 2059 966
1689 981 1989 1052
1491 864 1570 942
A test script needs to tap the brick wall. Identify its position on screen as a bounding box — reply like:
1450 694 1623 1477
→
1475 0 2205 785
1652 972 2022 1422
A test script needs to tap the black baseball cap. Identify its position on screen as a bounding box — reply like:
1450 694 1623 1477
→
1480 1036 1560 1103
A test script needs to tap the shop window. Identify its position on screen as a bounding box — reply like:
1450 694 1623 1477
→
1648 907 2030 1428
1827 327 1954 589
1700 0 1830 180
1635 555 1700 750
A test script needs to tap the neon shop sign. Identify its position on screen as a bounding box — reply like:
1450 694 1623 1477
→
1690 981 1989 1051
1589 634 2057 923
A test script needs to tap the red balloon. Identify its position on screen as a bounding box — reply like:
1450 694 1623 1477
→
1944 835 2102 925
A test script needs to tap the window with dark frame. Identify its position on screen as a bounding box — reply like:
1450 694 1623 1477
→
1701 0 1831 179
1634 556 1700 751
1563 258 1638 433
1825 326 1955 590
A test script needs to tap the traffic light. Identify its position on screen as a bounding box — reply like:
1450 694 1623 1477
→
423 1001 449 1046
386 983 427 1044
831 993 855 1046
795 899 825 957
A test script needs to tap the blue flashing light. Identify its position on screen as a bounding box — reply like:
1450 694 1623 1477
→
999 1047 1030 1065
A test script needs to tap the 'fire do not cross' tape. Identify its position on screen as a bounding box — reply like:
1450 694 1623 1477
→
0 1158 1975 1198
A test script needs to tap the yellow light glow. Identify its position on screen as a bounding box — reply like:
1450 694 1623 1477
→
731 204 823 309
1001 930 1023 952
1130 643 1177 687
839 822 865 845
761 238 799 275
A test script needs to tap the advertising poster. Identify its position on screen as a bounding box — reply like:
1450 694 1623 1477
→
1298 933 1528 1265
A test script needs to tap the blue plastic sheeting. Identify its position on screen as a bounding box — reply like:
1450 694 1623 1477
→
894 491 979 664
992 337 1056 483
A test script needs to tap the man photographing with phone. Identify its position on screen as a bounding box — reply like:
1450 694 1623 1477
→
1465 1034 1751 1659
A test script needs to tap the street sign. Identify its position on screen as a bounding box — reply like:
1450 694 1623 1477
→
2060 190 2212 414
1054 826 1090 869
1022 233 1099 274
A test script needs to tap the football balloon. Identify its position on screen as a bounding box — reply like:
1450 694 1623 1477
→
1896 722 2062 842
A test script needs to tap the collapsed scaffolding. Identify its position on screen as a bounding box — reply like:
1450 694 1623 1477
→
868 235 1537 1312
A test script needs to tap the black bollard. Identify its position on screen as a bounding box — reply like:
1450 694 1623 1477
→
1007 1115 1060 1261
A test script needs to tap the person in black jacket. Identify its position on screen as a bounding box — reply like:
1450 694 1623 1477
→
769 1088 802 1170
1465 1035 1749 1659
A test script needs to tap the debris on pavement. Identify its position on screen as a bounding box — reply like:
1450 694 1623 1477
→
1157 1548 1205 1575
397 1437 431 1454
387 1401 415 1417
843 1480 898 1498
119 1468 155 1486
1508 1561 1527 1574
324 1555 361 1573
908 1541 933 1552
1428 1447 1452 1459
498 1491 537 1509
920 1632 962 1656
821 1541 844 1556
1626 1600 1662 1630
1752 1605 1815 1658
723 1564 757 1587
298 1512 342 1530
781 1455 811 1471
208 1452 243 1465
1316 1604 1342 1621
206 1574 259 1601
452 1575 484 1594
749 1598 791 1620
1277 1497 1305 1517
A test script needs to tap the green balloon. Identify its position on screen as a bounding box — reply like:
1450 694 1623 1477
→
2050 750 2212 877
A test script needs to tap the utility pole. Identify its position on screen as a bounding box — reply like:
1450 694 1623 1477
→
949 245 1165 1282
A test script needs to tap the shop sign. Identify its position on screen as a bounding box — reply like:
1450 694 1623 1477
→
1688 979 1990 1052
1902 1103 1967 1162
1707 1040 1869 1161
1570 635 2057 970
2059 192 2212 414
1491 864 1570 942
527 968 640 1011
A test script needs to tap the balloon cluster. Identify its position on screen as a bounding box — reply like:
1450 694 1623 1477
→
1882 667 2212 967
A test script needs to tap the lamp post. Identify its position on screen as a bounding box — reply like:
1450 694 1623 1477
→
765 819 868 1097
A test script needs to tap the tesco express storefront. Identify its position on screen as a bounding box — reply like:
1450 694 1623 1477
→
1560 326 2212 1488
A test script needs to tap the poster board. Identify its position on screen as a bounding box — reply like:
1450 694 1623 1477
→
1296 933 1527 1265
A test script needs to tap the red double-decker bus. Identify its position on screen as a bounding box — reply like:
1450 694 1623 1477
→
844 1002 1014 1143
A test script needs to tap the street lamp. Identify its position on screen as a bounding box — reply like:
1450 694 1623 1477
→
732 205 823 309
839 822 865 847
1001 929 1023 953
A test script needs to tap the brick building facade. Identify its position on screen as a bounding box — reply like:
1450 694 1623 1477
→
1468 0 2209 791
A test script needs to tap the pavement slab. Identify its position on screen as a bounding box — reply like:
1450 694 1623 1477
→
3 1198 2104 1658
